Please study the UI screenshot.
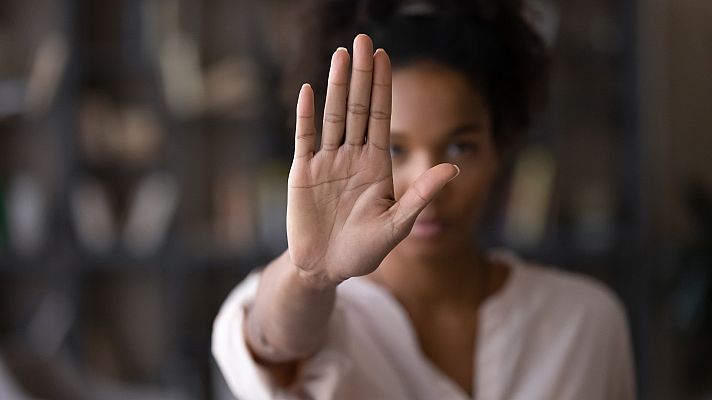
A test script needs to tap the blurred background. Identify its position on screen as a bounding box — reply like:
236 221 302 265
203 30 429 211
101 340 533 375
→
0 0 710 399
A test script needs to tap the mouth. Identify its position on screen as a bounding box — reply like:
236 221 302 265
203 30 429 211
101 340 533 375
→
410 217 447 238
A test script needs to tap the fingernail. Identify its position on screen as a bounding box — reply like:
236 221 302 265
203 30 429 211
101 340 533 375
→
375 48 386 56
354 34 372 48
448 164 460 182
336 47 347 53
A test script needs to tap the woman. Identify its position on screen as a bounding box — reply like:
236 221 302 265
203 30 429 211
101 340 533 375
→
212 1 635 399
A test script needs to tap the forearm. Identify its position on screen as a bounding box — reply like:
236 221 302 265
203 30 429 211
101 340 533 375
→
245 250 337 363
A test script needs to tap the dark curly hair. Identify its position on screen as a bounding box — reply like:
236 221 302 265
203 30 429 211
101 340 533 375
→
283 0 549 150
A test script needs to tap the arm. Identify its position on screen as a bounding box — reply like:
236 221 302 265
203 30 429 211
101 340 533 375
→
242 34 459 370
244 251 336 363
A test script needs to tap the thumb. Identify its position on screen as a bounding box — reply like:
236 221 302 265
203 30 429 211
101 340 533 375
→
390 163 460 233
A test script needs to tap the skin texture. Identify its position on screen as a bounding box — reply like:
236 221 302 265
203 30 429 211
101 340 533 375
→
366 62 504 394
244 34 508 394
388 62 499 259
287 41 459 287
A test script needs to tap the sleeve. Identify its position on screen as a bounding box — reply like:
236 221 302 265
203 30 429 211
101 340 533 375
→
211 272 356 400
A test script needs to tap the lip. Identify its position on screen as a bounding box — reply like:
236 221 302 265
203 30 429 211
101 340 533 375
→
410 218 447 238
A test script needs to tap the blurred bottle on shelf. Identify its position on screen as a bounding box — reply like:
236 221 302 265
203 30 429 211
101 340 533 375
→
146 0 205 120
212 171 256 254
69 172 180 258
6 174 48 258
78 93 164 168
571 181 616 253
503 145 556 250
256 160 288 256
204 57 264 120
0 180 7 251
123 171 179 258
25 32 68 117
70 178 116 255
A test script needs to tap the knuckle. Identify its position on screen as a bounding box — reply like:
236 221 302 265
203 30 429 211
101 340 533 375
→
352 66 373 73
328 80 348 87
369 110 391 120
324 112 346 124
413 186 428 203
368 141 389 152
321 142 340 151
296 130 316 141
347 103 369 116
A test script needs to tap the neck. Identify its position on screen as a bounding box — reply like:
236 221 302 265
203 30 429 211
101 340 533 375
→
369 242 493 310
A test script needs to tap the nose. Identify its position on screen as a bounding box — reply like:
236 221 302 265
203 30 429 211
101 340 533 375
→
414 151 440 174
401 151 442 188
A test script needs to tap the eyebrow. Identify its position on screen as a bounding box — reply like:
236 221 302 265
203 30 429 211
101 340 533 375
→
448 123 485 137
391 123 485 139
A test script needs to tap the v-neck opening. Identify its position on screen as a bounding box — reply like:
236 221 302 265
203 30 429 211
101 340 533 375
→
349 250 520 399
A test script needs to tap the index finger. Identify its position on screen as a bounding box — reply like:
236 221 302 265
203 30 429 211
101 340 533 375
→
294 84 316 159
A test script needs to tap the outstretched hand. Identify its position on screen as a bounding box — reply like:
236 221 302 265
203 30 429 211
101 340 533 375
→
287 34 459 288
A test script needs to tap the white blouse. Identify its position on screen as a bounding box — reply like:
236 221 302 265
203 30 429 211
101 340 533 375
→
212 250 636 400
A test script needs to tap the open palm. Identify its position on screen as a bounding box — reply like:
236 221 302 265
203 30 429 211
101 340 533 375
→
287 35 459 286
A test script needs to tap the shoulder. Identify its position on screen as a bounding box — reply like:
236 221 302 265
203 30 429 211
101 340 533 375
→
486 251 636 398
492 250 629 333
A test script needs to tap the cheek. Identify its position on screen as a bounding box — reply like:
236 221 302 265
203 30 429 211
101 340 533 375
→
391 156 498 203
441 162 498 217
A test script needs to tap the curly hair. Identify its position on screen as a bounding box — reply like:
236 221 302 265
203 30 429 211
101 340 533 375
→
283 0 549 149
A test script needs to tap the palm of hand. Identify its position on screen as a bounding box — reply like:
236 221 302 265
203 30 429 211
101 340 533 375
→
287 35 459 286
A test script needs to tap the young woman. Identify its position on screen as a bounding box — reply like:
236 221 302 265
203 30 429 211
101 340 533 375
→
212 1 635 399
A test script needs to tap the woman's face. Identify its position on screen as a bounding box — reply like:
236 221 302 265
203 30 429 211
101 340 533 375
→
390 62 500 258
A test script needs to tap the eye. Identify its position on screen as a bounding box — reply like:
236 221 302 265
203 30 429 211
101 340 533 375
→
446 142 478 158
390 144 405 158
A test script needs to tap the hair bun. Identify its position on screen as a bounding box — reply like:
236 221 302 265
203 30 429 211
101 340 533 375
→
286 0 549 146
361 0 398 24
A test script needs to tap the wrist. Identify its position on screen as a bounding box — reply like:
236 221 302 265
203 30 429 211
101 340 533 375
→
294 266 340 291
282 251 341 291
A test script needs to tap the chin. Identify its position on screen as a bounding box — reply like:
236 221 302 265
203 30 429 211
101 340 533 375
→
396 230 462 259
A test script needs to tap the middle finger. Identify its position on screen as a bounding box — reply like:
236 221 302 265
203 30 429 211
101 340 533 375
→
344 34 374 147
